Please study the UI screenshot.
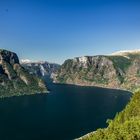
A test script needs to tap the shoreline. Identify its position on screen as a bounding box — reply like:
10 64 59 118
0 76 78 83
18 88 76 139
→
0 90 49 99
53 81 132 140
53 81 132 93
75 131 96 140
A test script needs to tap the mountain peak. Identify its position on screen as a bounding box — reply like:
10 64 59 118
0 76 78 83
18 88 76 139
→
0 50 47 97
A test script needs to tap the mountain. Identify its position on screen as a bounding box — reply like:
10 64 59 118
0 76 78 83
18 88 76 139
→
21 60 60 77
53 50 140 91
0 49 47 98
53 50 140 140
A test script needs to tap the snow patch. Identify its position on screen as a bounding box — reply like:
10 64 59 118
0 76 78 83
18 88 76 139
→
79 56 88 64
110 49 140 56
20 59 32 63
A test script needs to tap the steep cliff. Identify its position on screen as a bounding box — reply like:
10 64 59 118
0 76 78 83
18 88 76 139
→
21 61 60 77
54 51 140 91
0 49 47 98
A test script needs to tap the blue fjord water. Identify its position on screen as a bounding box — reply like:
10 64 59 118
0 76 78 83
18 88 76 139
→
0 78 131 140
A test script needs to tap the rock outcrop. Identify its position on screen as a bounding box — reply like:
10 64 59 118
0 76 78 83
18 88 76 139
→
53 51 140 91
0 49 47 98
21 61 60 77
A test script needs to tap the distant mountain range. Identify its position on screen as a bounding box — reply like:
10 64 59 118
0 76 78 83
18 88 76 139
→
21 60 60 77
53 50 140 91
0 49 47 98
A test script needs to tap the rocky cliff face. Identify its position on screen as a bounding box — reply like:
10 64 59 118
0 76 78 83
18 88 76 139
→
0 49 47 98
53 52 140 91
21 61 60 77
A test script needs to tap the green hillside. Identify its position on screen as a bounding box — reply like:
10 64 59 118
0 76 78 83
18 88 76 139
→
80 90 140 140
54 54 140 91
0 49 48 98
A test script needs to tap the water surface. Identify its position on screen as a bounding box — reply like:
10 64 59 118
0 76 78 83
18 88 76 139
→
0 79 131 140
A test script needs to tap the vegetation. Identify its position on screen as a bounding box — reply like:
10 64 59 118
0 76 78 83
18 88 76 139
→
56 57 111 84
0 65 47 98
54 54 140 140
0 49 47 98
80 90 140 140
55 54 140 91
107 56 132 73
107 56 132 83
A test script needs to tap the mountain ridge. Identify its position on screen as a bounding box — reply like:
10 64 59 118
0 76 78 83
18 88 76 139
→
0 49 48 98
53 50 140 91
21 61 60 77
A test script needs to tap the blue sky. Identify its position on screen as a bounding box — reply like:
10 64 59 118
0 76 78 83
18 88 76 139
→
0 0 140 64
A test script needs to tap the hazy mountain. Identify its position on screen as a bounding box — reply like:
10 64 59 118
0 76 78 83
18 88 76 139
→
21 60 60 77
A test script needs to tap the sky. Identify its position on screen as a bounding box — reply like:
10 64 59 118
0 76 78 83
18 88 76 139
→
0 0 140 64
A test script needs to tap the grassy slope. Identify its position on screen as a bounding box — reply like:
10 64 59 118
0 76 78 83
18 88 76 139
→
81 90 140 140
